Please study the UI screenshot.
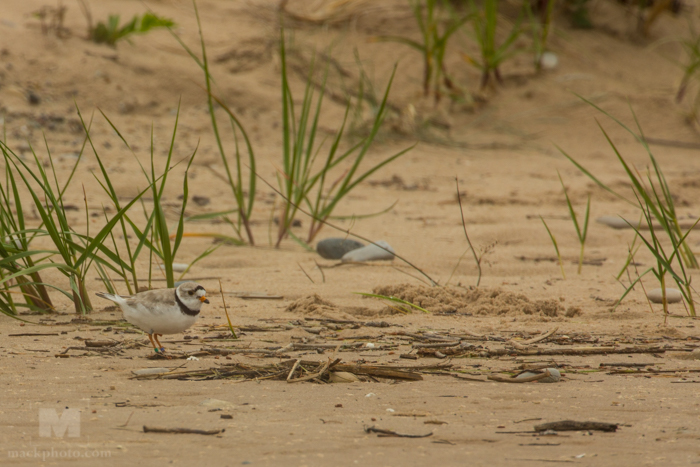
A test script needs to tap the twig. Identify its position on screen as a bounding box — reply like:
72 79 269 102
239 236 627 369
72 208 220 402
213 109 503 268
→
286 359 301 382
143 426 223 435
412 342 460 349
488 370 551 383
523 327 559 345
313 259 325 283
364 426 433 438
297 262 315 284
455 178 481 286
219 279 237 339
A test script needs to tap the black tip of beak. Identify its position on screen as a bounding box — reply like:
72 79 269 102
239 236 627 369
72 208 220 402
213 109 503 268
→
204 298 210 304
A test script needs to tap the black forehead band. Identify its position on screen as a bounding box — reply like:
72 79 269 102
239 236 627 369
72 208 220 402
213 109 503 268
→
194 285 206 293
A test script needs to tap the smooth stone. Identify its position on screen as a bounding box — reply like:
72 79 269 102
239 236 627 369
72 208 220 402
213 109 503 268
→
516 368 561 383
316 237 364 259
647 287 683 304
341 240 395 262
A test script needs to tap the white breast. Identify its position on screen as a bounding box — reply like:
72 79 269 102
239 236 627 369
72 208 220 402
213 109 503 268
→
120 302 199 335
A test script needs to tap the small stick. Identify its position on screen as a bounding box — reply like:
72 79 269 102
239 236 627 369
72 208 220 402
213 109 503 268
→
297 262 315 284
143 426 223 435
121 411 135 428
508 327 559 350
455 178 482 286
412 342 460 349
219 279 237 339
523 327 559 345
507 339 529 350
313 259 325 283
364 426 433 438
487 370 551 383
9 333 59 337
534 420 618 433
286 359 301 382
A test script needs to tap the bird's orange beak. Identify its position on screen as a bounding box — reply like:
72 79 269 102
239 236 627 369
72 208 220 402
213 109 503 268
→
199 296 209 304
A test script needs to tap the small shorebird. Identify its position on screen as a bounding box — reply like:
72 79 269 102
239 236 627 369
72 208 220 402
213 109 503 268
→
96 282 209 353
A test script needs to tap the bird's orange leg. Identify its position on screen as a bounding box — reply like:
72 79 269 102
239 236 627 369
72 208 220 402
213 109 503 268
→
154 333 165 352
148 334 160 353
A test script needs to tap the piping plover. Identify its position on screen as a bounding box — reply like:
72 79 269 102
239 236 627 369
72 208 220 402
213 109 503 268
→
95 282 209 353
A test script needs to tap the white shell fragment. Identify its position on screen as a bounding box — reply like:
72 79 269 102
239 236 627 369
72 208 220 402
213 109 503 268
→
341 240 395 262
647 288 683 304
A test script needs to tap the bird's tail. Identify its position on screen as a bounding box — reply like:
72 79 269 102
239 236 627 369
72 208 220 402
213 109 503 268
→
95 291 119 302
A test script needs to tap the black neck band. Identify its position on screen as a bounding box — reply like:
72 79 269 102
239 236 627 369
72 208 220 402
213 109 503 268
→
175 290 200 317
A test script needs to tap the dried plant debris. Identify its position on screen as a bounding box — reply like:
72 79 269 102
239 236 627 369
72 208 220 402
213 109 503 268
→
372 284 582 318
131 359 437 382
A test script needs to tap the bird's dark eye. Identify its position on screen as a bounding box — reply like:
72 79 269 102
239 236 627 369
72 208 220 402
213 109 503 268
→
188 291 194 296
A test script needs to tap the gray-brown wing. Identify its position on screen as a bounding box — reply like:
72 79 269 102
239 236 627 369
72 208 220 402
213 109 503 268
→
125 288 176 310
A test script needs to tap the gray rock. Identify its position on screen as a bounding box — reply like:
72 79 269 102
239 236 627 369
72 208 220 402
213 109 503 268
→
647 287 683 304
341 240 395 262
516 368 561 383
316 238 363 260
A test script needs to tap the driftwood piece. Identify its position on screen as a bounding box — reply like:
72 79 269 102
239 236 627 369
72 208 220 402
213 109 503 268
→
143 426 224 435
534 420 619 433
364 426 433 438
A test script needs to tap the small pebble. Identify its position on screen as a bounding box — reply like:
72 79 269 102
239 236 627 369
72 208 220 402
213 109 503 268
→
27 91 40 105
341 240 395 262
647 288 683 304
539 52 558 70
192 195 210 206
316 237 363 260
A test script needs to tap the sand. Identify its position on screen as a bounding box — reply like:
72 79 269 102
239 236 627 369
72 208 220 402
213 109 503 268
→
1 0 700 465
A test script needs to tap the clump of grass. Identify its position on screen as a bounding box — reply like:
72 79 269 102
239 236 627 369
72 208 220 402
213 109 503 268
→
94 104 219 290
558 171 590 275
675 23 700 124
275 31 413 247
560 98 698 316
170 3 256 245
79 2 174 47
464 0 523 88
2 132 148 313
375 0 472 102
0 158 56 315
